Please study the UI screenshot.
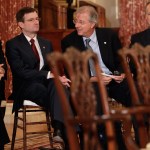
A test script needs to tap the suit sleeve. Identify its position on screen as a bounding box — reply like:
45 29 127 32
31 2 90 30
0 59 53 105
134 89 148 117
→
0 41 7 79
5 40 49 81
130 34 137 48
111 31 123 72
61 37 70 53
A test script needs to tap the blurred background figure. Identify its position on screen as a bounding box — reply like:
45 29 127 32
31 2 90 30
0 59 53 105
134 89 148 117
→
130 2 150 47
0 40 10 150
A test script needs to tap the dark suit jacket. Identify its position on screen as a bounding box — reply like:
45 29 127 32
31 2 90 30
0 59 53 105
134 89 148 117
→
6 33 53 111
0 41 7 101
0 41 9 146
0 109 10 146
130 28 150 47
61 28 123 73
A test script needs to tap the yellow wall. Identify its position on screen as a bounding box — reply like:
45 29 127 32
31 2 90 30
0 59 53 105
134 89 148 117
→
88 0 119 27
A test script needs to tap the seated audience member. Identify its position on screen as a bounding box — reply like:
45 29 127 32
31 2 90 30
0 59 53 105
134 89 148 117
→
0 40 10 149
5 7 71 149
61 5 132 150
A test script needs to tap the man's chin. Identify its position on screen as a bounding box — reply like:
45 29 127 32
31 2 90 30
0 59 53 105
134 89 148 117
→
34 27 39 31
34 29 39 33
77 31 83 36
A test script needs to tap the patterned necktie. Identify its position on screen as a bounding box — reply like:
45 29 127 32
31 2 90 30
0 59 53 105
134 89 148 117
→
30 39 40 62
85 39 96 76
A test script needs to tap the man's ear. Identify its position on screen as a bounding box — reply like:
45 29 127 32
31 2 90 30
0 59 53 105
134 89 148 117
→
18 22 24 29
91 22 96 29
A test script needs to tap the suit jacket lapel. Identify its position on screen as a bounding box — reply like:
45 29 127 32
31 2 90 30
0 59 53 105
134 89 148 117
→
78 36 86 51
96 29 109 64
76 36 86 51
37 37 47 65
19 33 38 63
73 31 86 51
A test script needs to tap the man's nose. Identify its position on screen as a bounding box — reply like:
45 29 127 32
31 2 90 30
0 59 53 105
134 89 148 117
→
75 22 80 27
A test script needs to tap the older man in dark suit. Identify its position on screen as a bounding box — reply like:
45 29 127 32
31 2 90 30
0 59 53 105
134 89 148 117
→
61 5 131 107
6 7 71 149
61 5 132 150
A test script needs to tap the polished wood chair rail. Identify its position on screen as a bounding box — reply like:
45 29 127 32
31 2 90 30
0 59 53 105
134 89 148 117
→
118 43 150 148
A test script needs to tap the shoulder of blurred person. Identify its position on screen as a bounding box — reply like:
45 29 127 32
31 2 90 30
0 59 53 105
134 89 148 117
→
130 2 150 47
130 28 150 47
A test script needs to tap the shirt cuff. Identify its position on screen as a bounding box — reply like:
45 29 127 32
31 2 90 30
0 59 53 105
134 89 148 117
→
47 71 54 79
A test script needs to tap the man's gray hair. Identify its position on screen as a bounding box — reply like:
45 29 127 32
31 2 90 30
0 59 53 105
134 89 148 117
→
74 5 98 25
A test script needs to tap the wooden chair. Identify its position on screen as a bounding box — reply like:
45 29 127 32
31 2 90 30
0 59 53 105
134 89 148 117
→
11 100 55 150
47 47 137 150
117 43 150 148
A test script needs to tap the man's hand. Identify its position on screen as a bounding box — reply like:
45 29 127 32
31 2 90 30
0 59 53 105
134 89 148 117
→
0 64 5 80
90 75 112 85
90 73 125 85
101 75 112 85
59 75 71 87
111 73 125 83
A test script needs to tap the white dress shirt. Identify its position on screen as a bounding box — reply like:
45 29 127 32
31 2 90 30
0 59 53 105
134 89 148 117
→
83 30 112 75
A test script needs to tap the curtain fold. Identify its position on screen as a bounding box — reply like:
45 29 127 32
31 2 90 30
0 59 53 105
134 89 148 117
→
119 0 148 47
0 0 33 99
0 0 33 46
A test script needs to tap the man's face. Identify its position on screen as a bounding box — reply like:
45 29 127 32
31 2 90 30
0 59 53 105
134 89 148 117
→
73 12 95 37
18 12 40 34
146 4 150 26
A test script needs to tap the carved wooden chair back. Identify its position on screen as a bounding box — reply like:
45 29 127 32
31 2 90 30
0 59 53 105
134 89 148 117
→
47 47 136 150
118 43 150 148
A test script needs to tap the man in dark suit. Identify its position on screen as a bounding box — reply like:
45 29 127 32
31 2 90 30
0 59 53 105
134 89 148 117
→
0 40 10 149
61 5 131 149
5 7 70 149
61 5 131 107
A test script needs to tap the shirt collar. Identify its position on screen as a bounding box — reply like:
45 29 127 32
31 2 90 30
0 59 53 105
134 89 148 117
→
24 34 37 43
83 30 97 43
